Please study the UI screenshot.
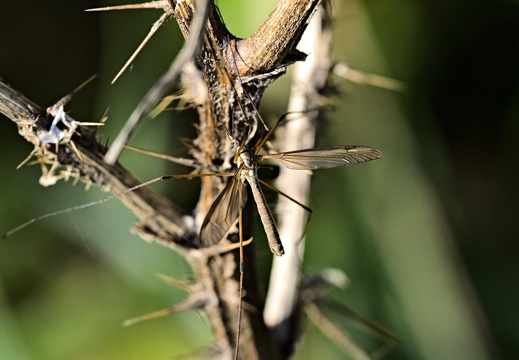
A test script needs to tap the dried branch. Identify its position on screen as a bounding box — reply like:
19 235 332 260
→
233 0 318 75
0 80 190 245
103 0 211 164
264 4 334 355
1 0 325 358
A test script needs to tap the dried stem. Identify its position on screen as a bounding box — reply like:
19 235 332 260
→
103 0 211 164
0 80 190 245
264 4 334 354
1 0 324 358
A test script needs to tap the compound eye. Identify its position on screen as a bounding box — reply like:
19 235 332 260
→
230 139 241 150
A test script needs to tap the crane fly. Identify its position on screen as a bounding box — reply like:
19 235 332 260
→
199 124 382 256
2 114 381 257
1 110 382 360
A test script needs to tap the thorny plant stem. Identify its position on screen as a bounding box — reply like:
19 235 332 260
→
1 0 324 359
264 4 333 351
103 0 212 165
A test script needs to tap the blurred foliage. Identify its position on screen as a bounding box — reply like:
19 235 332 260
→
1 0 518 359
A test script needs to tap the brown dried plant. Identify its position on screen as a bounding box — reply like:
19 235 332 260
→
0 1 394 359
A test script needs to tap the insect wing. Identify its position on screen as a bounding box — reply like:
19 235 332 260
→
259 145 382 170
199 174 248 247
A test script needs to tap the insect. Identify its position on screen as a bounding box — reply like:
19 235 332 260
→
199 117 383 256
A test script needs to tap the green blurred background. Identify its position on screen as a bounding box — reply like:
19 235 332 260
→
1 0 518 359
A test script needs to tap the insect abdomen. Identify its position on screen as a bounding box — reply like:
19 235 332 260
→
246 177 284 256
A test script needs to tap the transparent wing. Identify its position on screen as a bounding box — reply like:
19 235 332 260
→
199 174 248 247
259 145 382 170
